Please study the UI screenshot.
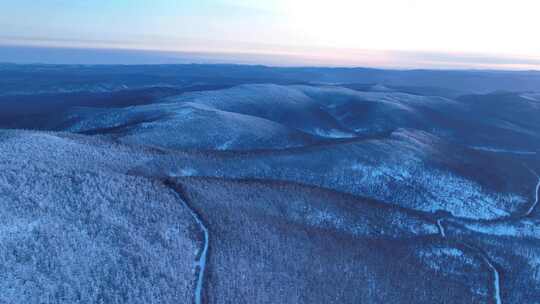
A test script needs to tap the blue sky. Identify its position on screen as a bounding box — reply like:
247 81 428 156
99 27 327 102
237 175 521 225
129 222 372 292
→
1 0 539 69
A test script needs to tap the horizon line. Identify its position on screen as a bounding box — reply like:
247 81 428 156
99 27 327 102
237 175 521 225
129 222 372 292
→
1 41 540 72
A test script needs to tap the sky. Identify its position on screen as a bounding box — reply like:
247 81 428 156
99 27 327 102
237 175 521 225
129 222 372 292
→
1 0 540 69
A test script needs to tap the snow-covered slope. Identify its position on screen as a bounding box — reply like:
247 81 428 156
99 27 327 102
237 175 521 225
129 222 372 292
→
169 177 492 303
0 130 200 303
142 129 533 220
163 84 356 138
58 102 318 150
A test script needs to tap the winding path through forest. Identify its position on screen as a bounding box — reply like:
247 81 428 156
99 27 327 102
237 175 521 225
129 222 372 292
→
437 219 502 304
436 219 446 237
524 170 540 217
435 169 540 304
186 201 209 304
166 181 209 304
461 243 502 304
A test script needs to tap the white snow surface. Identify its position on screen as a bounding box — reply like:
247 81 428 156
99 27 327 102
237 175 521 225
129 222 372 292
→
62 101 315 150
0 129 201 303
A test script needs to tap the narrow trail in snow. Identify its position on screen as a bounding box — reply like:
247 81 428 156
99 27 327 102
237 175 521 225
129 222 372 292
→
437 219 502 304
188 203 209 304
461 242 503 304
436 219 446 237
166 181 209 304
433 168 540 303
523 169 540 217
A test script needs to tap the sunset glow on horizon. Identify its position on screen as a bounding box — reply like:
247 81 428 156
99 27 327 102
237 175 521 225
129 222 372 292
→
1 0 539 69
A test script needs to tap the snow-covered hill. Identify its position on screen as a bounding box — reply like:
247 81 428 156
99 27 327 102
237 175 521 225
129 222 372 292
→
1 65 539 303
